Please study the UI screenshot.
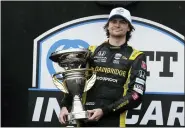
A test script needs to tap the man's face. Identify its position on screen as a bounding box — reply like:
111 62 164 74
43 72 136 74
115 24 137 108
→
108 18 130 37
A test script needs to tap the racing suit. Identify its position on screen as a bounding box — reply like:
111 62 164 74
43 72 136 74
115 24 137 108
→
61 41 147 127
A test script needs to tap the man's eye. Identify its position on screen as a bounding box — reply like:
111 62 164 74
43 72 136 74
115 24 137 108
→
112 20 117 23
120 20 127 24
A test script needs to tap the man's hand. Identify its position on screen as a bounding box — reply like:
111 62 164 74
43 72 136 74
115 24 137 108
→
59 107 69 124
87 108 104 121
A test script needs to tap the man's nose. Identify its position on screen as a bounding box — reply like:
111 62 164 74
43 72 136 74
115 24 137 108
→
115 22 120 27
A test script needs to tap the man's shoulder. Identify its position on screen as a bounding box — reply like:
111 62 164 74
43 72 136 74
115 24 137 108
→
127 45 144 60
127 45 143 53
88 45 97 52
88 41 107 52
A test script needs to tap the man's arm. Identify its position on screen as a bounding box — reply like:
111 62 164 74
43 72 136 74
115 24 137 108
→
59 93 73 124
101 53 147 115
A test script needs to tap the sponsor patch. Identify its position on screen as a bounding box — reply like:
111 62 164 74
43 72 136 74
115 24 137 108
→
141 61 147 70
114 53 122 59
132 92 139 100
98 51 106 56
122 56 128 60
139 70 146 79
85 102 95 105
113 60 120 64
135 78 145 85
133 84 144 95
96 76 118 83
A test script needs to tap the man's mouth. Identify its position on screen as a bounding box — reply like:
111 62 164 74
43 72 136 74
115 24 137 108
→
114 30 122 32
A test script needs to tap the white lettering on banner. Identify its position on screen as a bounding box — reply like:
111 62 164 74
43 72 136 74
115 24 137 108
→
32 97 44 121
167 101 184 126
32 97 60 122
125 100 184 126
140 101 163 125
31 97 185 126
126 104 142 124
44 98 60 122
135 78 145 85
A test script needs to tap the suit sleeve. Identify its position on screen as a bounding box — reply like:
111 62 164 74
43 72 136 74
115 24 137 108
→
87 45 97 67
101 53 147 115
60 93 73 110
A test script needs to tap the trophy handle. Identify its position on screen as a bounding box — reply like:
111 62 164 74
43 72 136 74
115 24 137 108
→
84 72 96 92
52 73 69 93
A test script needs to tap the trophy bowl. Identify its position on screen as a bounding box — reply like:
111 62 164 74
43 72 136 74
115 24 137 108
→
49 48 96 123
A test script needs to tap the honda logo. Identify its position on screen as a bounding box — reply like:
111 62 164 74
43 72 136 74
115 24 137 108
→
139 70 146 79
98 51 106 56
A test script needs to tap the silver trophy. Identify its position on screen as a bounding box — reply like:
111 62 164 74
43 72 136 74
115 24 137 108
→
49 48 96 124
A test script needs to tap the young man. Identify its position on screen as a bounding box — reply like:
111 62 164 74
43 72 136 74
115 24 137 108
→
59 7 147 127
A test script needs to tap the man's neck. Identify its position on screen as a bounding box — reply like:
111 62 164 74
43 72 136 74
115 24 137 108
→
108 36 126 46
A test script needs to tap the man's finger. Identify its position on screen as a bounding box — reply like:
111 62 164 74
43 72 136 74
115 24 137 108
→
60 115 66 124
95 116 100 121
64 115 66 122
88 112 97 120
87 109 95 113
59 116 62 123
59 114 62 123
87 110 95 118
60 117 64 124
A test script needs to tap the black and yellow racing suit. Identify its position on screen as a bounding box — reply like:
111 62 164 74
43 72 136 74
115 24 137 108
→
61 41 147 127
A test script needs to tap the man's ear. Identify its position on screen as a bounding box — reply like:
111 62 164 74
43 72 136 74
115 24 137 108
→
107 25 110 31
106 22 110 30
127 26 130 32
107 27 110 31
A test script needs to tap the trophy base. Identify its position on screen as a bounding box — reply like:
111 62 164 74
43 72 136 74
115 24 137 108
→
68 110 88 121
